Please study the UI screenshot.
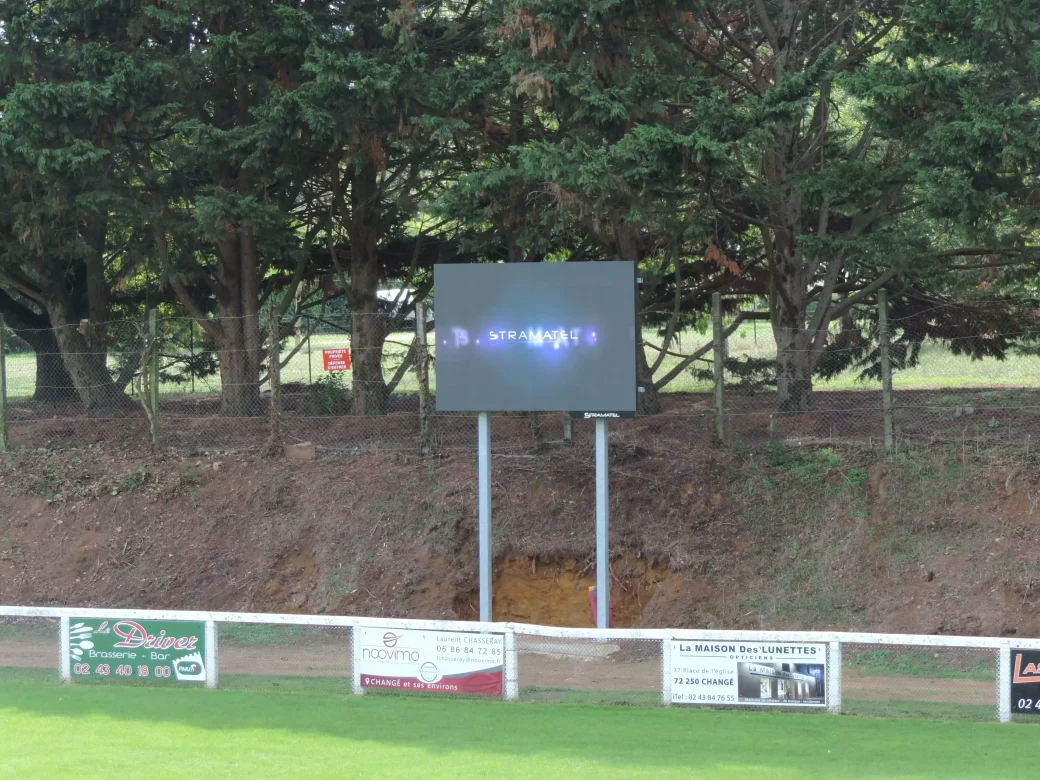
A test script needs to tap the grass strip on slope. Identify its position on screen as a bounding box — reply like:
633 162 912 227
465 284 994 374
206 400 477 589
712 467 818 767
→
0 681 1036 779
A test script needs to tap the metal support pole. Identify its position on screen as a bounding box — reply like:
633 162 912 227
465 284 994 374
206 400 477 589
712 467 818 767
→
351 625 364 695
204 621 218 689
148 309 159 449
0 314 7 452
712 292 725 444
478 412 492 622
504 629 519 701
661 637 673 705
827 641 842 714
998 647 1012 723
59 616 71 683
879 289 894 451
595 418 610 629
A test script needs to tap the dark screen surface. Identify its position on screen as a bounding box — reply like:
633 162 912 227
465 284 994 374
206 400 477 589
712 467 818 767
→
433 262 637 413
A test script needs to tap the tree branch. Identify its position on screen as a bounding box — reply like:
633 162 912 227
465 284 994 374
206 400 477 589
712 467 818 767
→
653 311 752 391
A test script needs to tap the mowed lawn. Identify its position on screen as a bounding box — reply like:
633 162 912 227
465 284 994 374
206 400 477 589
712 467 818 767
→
0 682 1035 779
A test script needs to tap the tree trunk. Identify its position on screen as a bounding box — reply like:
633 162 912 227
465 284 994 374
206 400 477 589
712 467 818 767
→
348 270 387 416
348 162 388 416
636 320 661 415
774 328 815 413
45 308 130 410
216 326 262 416
17 328 77 404
212 232 264 417
614 224 659 416
771 263 815 413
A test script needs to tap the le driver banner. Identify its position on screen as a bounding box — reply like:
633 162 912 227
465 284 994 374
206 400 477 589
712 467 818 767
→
66 618 208 684
356 627 504 696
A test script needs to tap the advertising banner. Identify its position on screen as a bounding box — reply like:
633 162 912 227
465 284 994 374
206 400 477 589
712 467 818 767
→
67 618 208 684
356 627 503 696
322 348 351 371
670 641 826 707
1011 648 1040 714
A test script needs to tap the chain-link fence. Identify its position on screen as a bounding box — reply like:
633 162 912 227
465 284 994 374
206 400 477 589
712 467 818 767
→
1 608 1038 723
680 295 1040 453
3 300 1040 456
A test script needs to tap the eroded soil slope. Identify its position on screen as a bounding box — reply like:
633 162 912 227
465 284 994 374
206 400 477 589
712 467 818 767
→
1 431 1039 637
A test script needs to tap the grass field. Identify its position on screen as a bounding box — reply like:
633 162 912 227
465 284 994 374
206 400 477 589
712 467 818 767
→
0 681 1036 779
6 327 1040 401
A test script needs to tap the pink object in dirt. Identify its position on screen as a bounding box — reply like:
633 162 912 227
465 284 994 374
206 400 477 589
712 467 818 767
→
588 586 615 627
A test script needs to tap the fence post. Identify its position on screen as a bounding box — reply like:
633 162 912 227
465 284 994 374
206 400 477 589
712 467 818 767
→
504 627 519 701
827 641 842 714
416 301 433 455
205 621 218 689
878 289 894 452
998 646 1012 722
261 306 285 456
0 314 7 452
562 412 572 446
148 309 160 450
712 292 726 444
189 323 196 394
351 624 364 695
661 637 673 706
59 616 71 683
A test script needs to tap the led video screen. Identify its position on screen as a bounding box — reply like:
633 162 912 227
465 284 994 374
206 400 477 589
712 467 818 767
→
433 262 637 414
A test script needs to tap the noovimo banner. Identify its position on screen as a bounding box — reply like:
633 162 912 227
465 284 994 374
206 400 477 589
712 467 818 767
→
355 627 504 695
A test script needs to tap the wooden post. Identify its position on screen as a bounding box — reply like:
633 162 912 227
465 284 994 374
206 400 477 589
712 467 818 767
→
712 292 725 444
416 301 433 455
148 309 160 450
878 289 894 451
264 306 283 456
562 412 572 446
0 314 7 452
189 323 195 394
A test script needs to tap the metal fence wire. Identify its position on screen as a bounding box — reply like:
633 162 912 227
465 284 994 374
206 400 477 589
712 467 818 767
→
3 298 1040 457
1 608 1038 724
0 616 59 686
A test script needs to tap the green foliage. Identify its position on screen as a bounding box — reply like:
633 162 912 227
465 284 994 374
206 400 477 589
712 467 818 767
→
692 357 777 394
1 0 1040 413
310 373 351 416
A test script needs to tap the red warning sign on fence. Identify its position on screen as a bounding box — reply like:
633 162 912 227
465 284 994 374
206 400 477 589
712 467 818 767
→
322 348 351 371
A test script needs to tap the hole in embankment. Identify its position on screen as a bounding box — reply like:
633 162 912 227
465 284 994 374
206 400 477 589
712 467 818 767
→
454 554 669 627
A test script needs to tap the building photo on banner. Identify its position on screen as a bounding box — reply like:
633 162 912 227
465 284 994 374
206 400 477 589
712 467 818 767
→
670 642 827 707
354 627 505 696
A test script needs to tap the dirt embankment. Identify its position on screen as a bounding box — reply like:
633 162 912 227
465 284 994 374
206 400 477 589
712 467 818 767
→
1 422 1040 637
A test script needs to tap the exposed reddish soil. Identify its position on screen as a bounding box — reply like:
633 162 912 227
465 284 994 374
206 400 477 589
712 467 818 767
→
1 391 1040 640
